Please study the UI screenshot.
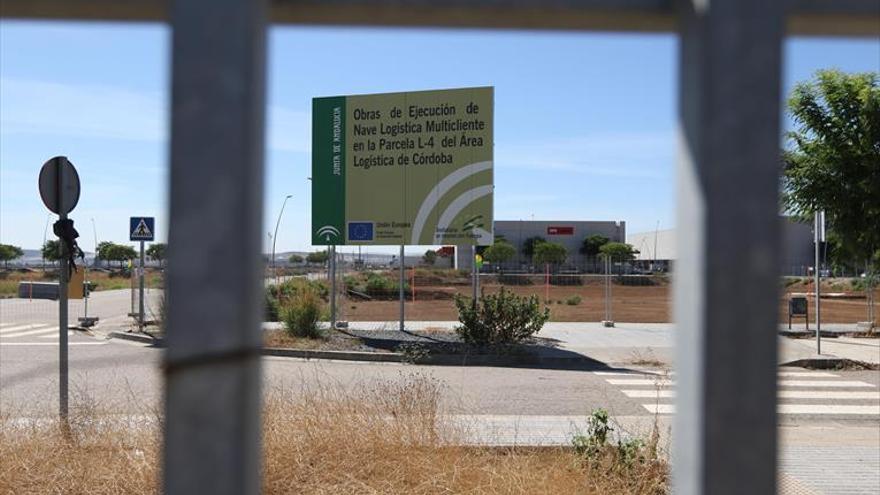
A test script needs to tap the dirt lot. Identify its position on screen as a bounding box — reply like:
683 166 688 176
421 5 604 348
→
341 276 878 324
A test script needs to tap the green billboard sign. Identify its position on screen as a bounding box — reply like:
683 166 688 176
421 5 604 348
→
312 87 494 246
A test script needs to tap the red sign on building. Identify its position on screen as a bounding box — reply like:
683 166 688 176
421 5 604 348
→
547 226 574 235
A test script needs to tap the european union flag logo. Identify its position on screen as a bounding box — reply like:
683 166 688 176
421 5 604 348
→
348 222 374 241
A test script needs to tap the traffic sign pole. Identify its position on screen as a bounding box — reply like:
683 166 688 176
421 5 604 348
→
39 156 81 430
55 158 69 427
139 240 146 331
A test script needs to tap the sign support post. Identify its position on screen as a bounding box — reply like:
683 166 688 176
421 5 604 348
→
399 245 405 331
139 240 146 331
39 156 81 428
330 245 337 330
129 216 155 331
56 162 69 426
472 246 478 303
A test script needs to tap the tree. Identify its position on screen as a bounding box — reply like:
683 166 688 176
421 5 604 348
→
147 243 167 266
97 241 137 269
289 254 304 264
0 244 24 269
112 244 137 268
482 241 516 265
422 249 437 266
598 242 639 261
522 236 546 260
306 250 329 264
782 70 880 271
533 242 567 267
42 239 61 263
580 234 610 257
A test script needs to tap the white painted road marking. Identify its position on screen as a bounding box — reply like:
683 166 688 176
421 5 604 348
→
779 380 874 388
607 379 674 387
607 379 873 388
1 325 56 338
0 324 46 335
643 404 880 415
0 341 107 347
623 390 880 400
602 369 878 417
777 371 837 378
623 390 675 398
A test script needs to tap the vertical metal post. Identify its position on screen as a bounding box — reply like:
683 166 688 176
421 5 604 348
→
164 1 267 494
56 158 68 424
675 1 783 494
603 256 614 327
139 240 145 331
83 264 89 320
330 245 337 330
472 245 478 302
399 245 405 331
814 213 822 353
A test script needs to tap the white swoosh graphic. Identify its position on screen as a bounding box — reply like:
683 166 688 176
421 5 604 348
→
410 161 492 245
433 185 494 244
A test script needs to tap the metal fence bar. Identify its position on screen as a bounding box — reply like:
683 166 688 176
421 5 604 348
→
163 1 267 494
674 1 783 494
3 1 879 36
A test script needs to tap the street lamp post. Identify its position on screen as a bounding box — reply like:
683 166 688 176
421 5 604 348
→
42 213 52 271
271 195 292 284
91 218 99 267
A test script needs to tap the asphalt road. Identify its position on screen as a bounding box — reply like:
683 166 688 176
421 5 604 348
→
2 330 877 421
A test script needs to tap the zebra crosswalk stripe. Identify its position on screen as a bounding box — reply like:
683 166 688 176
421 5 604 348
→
1 325 56 338
643 404 880 415
622 390 880 400
0 324 46 335
594 370 879 416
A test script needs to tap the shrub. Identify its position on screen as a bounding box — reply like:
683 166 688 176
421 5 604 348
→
266 291 281 321
364 273 410 298
454 288 549 345
266 279 329 322
365 273 394 296
566 295 582 306
281 286 325 339
572 408 664 477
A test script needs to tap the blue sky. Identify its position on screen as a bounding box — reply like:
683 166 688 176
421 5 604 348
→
1 22 878 255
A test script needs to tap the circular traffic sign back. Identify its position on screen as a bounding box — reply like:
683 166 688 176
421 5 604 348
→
38 156 80 215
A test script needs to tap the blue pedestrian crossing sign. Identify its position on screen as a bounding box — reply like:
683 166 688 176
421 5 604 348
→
130 217 155 241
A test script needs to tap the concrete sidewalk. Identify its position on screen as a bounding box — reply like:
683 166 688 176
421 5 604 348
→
340 320 878 367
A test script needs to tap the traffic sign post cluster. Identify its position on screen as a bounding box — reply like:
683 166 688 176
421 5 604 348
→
130 217 155 331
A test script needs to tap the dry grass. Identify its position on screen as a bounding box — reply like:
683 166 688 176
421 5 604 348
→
1 373 667 494
0 269 163 297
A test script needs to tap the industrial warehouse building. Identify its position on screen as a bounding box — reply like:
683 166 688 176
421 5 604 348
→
456 219 626 270
453 217 816 275
626 217 817 275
